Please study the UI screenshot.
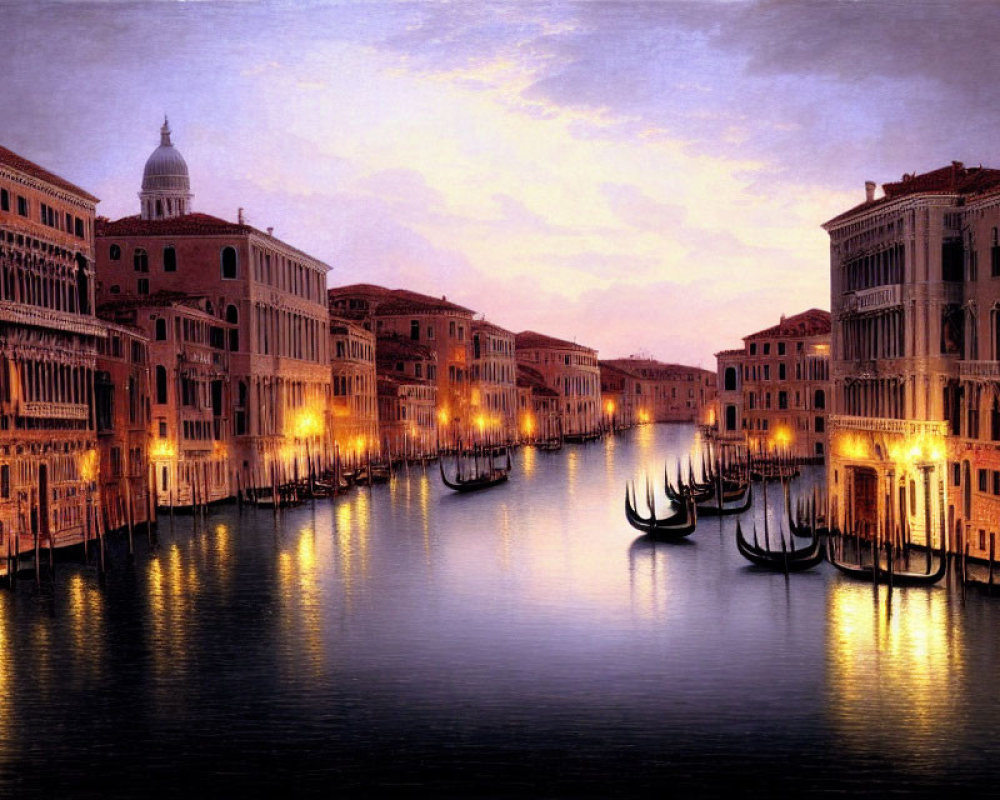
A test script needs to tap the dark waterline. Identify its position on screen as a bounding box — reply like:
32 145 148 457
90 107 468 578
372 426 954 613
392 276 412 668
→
0 424 997 798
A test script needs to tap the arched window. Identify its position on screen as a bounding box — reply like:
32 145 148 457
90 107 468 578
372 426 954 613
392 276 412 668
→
133 248 148 273
724 367 737 392
155 318 167 341
75 253 90 315
221 247 238 279
814 389 826 410
226 304 239 351
155 365 167 405
163 246 176 272
109 244 121 261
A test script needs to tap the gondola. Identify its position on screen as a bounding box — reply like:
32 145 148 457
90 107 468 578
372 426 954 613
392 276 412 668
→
537 437 562 452
785 487 830 538
735 520 825 572
826 535 947 587
696 481 752 517
439 451 511 493
624 482 697 539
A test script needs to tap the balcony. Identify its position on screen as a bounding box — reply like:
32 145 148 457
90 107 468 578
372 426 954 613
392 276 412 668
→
0 300 107 338
830 414 947 438
841 284 901 314
960 361 1000 380
20 401 89 420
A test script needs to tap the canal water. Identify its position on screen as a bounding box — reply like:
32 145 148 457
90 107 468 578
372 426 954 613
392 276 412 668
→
0 424 997 798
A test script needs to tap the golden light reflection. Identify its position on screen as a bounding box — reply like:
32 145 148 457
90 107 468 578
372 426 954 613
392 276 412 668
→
566 449 579 497
521 411 536 439
887 433 947 475
0 597 11 743
522 442 536 479
496 503 511 572
67 572 105 680
289 405 324 438
637 409 651 424
276 525 324 681
147 543 193 714
826 581 964 768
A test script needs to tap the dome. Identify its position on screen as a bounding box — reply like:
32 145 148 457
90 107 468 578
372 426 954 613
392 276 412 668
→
141 118 190 193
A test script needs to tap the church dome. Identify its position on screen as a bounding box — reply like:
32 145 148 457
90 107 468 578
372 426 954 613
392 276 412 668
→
141 118 190 193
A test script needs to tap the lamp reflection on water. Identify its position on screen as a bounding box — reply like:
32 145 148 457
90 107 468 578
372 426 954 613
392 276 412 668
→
827 581 965 769
277 524 324 679
67 572 105 681
521 444 536 479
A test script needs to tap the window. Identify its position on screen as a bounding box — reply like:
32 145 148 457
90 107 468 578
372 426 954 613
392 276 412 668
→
155 318 167 341
724 367 737 391
137 278 149 295
763 343 770 355
426 326 434 340
778 363 786 380
221 246 238 279
449 321 456 338
109 244 121 261
16 196 28 217
159 421 167 438
725 404 737 432
133 248 148 272
0 189 8 212
163 246 177 272
155 366 167 404
814 416 824 433
815 389 826 410
0 465 9 499
979 469 989 492
763 365 770 381
411 320 420 340
749 343 756 355
75 217 84 238
778 391 788 409
778 342 786 355
226 305 239 351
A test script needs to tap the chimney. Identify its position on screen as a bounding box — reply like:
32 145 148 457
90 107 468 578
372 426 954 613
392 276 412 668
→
865 181 876 203
238 207 244 224
267 227 273 236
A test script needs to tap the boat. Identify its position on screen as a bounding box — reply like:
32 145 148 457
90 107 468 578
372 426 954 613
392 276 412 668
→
624 482 697 539
696 481 752 517
735 520 824 572
826 534 947 587
439 450 511 493
563 431 601 444
537 437 562 452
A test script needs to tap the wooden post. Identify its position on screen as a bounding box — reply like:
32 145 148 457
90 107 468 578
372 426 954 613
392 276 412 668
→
989 532 995 589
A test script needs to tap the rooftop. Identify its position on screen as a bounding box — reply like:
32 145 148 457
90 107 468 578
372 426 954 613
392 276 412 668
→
515 330 596 353
825 161 1000 227
516 364 559 396
0 144 99 203
329 283 474 315
744 308 831 340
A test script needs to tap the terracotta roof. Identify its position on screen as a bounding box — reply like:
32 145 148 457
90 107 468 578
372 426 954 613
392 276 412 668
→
825 161 1000 227
329 283 474 315
601 358 712 378
0 144 99 203
97 213 331 270
472 318 513 337
714 348 745 358
744 308 831 340
515 330 596 353
516 364 559 396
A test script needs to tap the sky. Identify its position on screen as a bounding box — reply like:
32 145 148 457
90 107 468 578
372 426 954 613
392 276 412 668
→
3 0 998 368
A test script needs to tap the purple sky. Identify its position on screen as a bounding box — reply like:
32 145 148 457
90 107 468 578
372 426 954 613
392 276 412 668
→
3 1 996 367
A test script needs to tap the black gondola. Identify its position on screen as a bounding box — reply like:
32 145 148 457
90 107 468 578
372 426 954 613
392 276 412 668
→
735 520 824 572
696 481 752 517
826 534 947 587
624 483 697 539
439 450 511 493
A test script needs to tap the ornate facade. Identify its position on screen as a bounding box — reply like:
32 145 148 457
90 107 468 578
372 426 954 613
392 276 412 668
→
470 319 517 443
0 144 105 565
330 315 377 459
515 331 601 438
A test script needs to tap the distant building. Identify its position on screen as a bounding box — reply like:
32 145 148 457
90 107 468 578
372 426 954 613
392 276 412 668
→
97 121 332 497
471 319 517 443
0 144 106 560
94 320 153 532
374 334 437 457
600 358 716 426
330 316 377 459
99 294 233 507
515 331 600 438
515 364 561 442
722 310 831 460
329 284 475 445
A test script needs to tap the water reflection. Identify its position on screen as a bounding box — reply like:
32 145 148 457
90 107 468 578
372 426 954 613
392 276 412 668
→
627 536 677 621
147 543 194 713
0 597 11 750
521 444 536 479
277 524 324 679
67 572 105 684
827 581 965 770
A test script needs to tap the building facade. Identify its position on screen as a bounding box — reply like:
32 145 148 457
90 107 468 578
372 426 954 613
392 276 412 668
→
471 319 517 443
0 145 106 562
330 316 377 459
600 358 716 426
515 331 601 438
96 123 332 498
724 310 832 460
94 320 153 533
823 164 996 552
